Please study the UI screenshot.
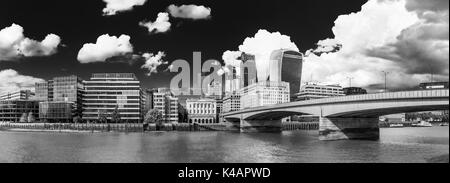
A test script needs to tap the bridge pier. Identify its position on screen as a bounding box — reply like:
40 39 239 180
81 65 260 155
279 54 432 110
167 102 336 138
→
240 119 282 133
319 117 379 141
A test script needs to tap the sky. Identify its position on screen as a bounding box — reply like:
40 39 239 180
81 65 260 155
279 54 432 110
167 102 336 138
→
0 0 448 94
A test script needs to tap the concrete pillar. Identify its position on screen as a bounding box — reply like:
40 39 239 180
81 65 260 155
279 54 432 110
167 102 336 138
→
240 119 282 133
319 117 379 141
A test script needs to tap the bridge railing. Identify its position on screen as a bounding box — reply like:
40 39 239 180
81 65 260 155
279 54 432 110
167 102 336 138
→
294 89 449 106
224 89 449 116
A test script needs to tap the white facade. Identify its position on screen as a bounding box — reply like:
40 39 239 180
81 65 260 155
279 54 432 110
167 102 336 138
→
240 81 290 109
0 90 34 101
186 98 217 124
152 88 179 123
295 82 345 101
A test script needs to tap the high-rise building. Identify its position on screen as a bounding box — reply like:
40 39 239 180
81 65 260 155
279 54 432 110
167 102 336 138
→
240 81 290 109
269 49 303 99
83 73 144 123
294 82 345 101
186 98 217 124
0 100 39 122
205 80 223 100
343 87 368 95
240 53 257 88
0 90 34 101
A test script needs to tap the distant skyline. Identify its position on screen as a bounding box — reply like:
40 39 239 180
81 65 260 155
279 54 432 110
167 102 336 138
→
0 0 448 94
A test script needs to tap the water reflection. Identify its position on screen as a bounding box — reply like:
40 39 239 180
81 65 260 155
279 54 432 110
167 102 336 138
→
0 127 447 163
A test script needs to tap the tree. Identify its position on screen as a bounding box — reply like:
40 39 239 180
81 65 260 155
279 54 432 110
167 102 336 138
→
178 104 188 123
110 105 122 123
144 109 163 130
27 112 35 123
19 113 28 123
98 110 108 124
73 116 82 124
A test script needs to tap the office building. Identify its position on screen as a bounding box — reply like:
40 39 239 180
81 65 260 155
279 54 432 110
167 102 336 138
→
35 80 53 101
269 49 303 99
344 87 368 95
0 90 34 101
35 75 83 117
39 101 73 123
205 80 223 100
83 73 144 123
240 52 258 88
240 81 290 109
147 88 179 123
294 82 345 101
222 94 241 113
186 98 217 124
0 100 39 122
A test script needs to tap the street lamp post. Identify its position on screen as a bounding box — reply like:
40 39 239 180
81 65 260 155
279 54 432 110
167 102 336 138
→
347 76 354 88
382 71 390 92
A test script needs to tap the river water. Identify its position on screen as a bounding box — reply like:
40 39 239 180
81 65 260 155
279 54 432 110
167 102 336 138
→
0 127 448 163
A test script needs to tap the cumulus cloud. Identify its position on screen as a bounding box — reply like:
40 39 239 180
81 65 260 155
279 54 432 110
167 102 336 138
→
141 51 168 76
102 0 147 16
0 69 44 94
0 24 61 61
77 34 133 63
167 4 211 19
303 0 449 92
139 12 171 34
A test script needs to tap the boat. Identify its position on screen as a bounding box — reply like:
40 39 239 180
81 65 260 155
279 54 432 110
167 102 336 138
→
412 121 433 127
439 123 449 126
389 124 404 128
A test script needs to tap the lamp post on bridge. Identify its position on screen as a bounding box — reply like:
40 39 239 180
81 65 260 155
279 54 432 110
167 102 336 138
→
347 76 354 88
382 71 390 93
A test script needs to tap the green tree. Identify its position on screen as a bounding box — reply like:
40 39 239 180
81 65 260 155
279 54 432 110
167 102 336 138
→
27 112 35 123
178 104 188 123
98 110 108 124
110 105 122 123
144 109 163 130
73 116 82 124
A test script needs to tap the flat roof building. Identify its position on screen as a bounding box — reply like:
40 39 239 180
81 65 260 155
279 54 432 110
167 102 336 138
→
0 100 39 123
294 82 345 101
83 73 143 123
0 90 34 101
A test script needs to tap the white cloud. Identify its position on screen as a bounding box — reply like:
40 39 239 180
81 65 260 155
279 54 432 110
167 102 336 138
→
0 24 61 61
0 69 44 94
139 12 171 34
303 0 448 91
236 29 299 81
77 34 133 63
102 0 147 16
141 51 167 76
167 4 211 19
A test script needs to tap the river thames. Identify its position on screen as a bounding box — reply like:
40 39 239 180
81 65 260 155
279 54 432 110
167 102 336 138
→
0 126 448 163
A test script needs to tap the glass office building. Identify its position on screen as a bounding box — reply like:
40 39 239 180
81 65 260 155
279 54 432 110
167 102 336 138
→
269 49 303 99
82 73 144 123
35 75 83 117
0 100 39 122
39 102 73 123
